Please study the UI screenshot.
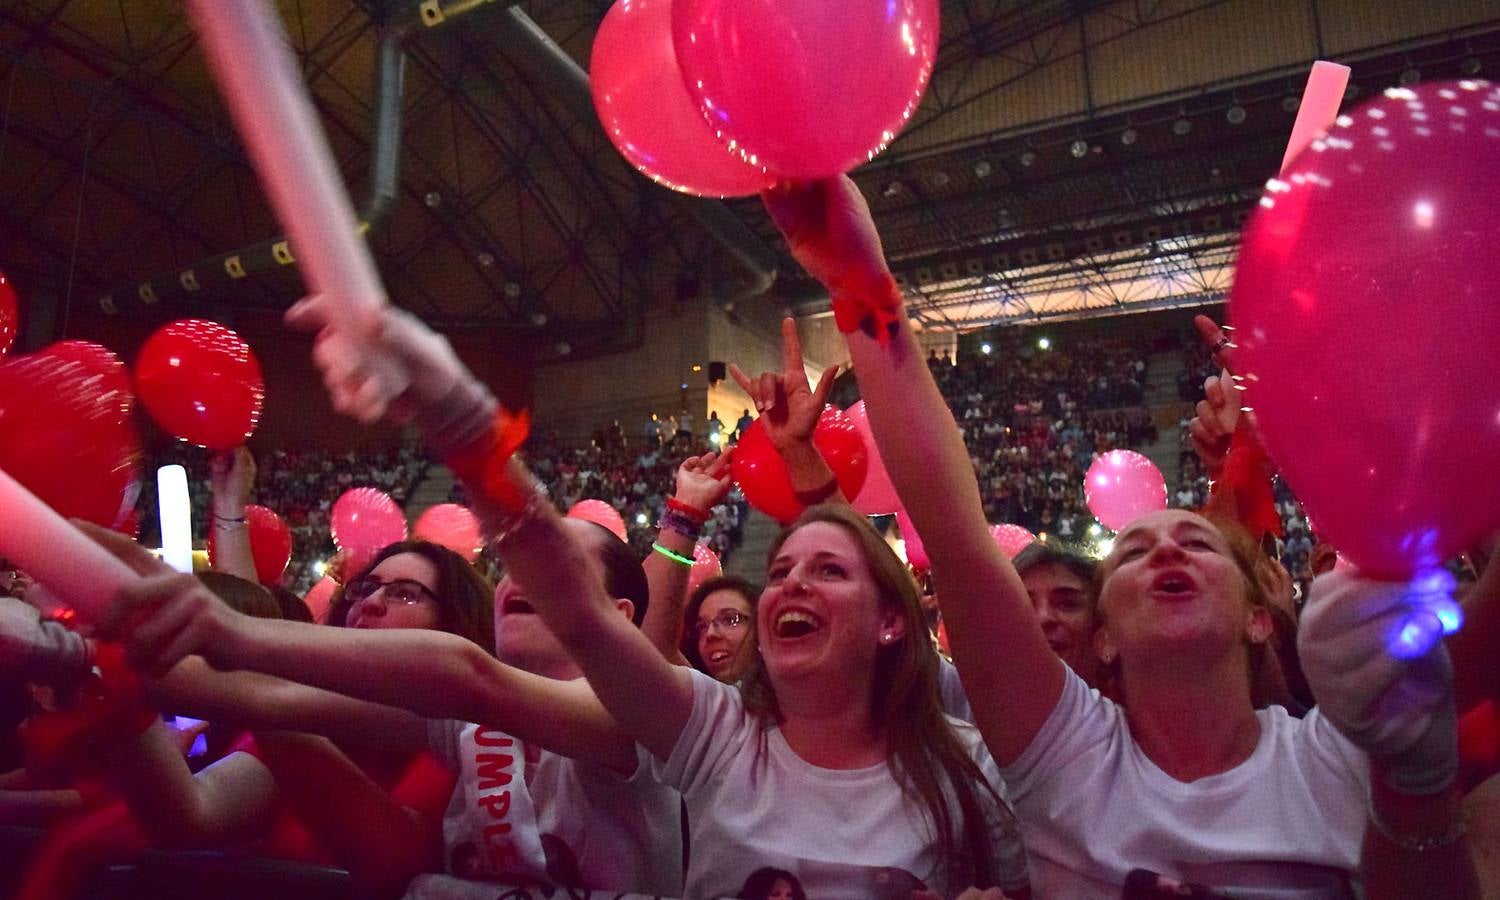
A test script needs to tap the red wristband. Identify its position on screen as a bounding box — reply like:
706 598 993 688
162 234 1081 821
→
830 269 903 346
666 498 710 523
446 407 533 514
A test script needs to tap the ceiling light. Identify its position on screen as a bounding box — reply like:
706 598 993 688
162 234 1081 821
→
1282 96 1300 113
1070 139 1088 158
1399 67 1421 86
1120 128 1138 146
980 342 992 355
423 191 442 208
883 180 904 197
973 160 992 178
1460 57 1482 76
1172 118 1192 136
1226 105 1247 125
477 251 495 268
1019 151 1036 168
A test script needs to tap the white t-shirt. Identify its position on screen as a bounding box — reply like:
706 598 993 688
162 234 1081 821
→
414 719 684 897
649 668 1028 899
1002 669 1369 899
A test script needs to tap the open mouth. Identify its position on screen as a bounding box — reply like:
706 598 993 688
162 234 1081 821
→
501 596 535 615
773 609 821 639
1150 570 1197 598
708 650 732 665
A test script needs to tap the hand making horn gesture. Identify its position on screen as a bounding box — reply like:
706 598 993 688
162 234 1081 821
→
729 318 838 453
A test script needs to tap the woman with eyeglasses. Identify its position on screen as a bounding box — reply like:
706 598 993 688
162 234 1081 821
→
681 575 759 683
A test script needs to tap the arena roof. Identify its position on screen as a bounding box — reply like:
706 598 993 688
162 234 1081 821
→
0 0 1496 354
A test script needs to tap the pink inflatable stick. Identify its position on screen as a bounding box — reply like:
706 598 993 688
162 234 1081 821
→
1281 61 1351 173
0 468 137 622
184 0 385 331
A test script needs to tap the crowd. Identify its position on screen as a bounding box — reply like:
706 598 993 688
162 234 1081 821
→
931 335 1158 538
0 175 1492 900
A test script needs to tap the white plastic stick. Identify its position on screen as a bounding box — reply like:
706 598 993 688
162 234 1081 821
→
0 468 137 621
184 0 385 330
1281 61 1351 173
157 465 194 574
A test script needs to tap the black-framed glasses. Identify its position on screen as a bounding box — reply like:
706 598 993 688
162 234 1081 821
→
689 609 751 641
344 577 438 606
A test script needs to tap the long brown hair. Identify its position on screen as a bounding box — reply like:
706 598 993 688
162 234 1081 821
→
326 540 496 654
741 505 1017 888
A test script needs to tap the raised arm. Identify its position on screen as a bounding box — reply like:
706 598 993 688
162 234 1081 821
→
642 450 735 664
88 523 635 770
477 462 695 763
762 177 1062 764
207 447 260 583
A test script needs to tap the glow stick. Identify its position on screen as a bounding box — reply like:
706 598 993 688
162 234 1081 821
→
156 465 194 574
0 468 137 622
1281 61 1351 173
183 0 385 330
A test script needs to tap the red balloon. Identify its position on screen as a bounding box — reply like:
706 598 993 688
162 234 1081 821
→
591 0 776 197
114 507 142 541
990 524 1036 559
0 272 18 356
1084 450 1167 532
134 319 265 450
567 499 628 542
0 353 142 527
688 543 722 595
847 400 900 516
42 341 132 421
673 0 940 178
413 503 483 562
731 406 869 524
1232 81 1500 577
331 488 407 572
208 504 293 585
303 575 339 624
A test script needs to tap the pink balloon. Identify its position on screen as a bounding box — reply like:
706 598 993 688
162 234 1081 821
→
688 544 722 595
413 503 483 562
895 507 929 570
1084 450 1168 532
1231 81 1500 578
591 0 777 197
330 487 407 568
847 401 901 516
990 524 1036 559
303 575 339 624
673 0 940 178
568 499 627 542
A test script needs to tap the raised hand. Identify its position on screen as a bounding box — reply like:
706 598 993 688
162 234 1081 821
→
285 299 498 456
762 178 902 341
729 317 838 453
210 447 257 513
1188 314 1247 481
672 450 735 514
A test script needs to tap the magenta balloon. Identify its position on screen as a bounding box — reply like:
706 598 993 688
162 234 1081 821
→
568 499 628 542
895 507 929 570
1231 81 1500 577
413 503 483 562
847 401 901 516
688 543 722 594
591 0 777 197
673 0 940 178
1084 450 1167 532
990 524 1036 560
330 487 408 559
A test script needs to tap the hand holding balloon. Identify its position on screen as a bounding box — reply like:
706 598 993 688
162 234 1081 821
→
762 178 903 341
672 451 735 515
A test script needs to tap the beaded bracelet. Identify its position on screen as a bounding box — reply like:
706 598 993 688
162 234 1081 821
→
652 543 694 567
659 509 703 540
1366 794 1468 853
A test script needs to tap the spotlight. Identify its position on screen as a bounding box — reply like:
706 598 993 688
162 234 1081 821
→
1120 127 1138 146
1070 139 1088 159
973 160 992 178
1037 336 1051 351
1019 151 1037 168
1172 118 1192 136
1226 105 1247 125
980 343 992 355
883 180 904 198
